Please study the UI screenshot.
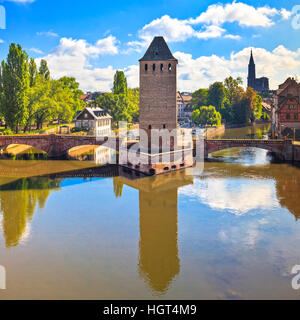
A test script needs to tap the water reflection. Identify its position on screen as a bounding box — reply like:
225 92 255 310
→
118 171 193 294
68 145 116 165
0 155 299 298
0 178 61 247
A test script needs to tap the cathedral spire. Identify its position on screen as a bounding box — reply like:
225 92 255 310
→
247 49 256 89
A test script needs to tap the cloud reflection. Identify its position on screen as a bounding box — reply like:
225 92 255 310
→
179 178 279 215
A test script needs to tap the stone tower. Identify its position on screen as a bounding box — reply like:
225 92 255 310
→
139 36 178 149
247 50 256 89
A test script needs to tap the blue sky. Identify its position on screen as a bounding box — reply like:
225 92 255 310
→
0 0 299 91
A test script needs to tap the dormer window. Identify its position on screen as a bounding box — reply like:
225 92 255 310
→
145 64 148 71
160 64 164 71
152 64 156 71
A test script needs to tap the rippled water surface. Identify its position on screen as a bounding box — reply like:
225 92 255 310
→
0 123 300 299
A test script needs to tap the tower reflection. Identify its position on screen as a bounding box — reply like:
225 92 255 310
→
118 170 193 294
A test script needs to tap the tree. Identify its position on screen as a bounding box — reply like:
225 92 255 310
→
97 93 132 123
192 105 222 127
224 76 243 105
113 71 127 95
191 88 208 110
208 82 226 112
51 80 74 124
39 59 50 81
1 43 29 133
28 58 38 88
58 76 85 115
127 88 139 122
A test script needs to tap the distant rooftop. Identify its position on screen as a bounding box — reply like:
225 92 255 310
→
139 36 177 61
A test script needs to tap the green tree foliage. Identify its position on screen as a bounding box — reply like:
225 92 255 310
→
113 70 128 95
208 82 226 111
232 87 262 124
192 106 222 127
97 93 133 123
29 58 38 88
39 59 50 81
0 43 84 133
97 72 139 124
32 80 74 130
192 77 264 126
58 76 85 114
191 88 208 109
127 88 139 122
224 76 243 105
1 43 29 133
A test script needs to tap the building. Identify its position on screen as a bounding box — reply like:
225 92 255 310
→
121 36 193 176
177 92 192 119
139 36 178 149
74 107 112 137
247 50 269 92
274 77 300 138
80 92 107 106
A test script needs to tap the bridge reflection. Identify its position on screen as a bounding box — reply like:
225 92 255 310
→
0 161 298 294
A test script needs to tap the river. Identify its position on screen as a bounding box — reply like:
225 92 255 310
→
0 123 300 299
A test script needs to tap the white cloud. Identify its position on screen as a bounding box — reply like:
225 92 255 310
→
41 40 300 92
174 45 300 91
37 31 59 38
127 2 291 50
0 39 4 44
224 34 242 40
38 36 119 92
29 47 43 54
138 15 196 43
280 8 292 20
188 2 290 27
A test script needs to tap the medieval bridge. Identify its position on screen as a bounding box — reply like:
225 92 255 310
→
204 138 297 161
0 134 121 158
0 134 299 161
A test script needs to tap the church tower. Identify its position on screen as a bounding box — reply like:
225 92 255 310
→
247 50 256 89
139 37 178 144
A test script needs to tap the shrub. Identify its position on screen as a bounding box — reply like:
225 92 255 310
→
3 128 13 135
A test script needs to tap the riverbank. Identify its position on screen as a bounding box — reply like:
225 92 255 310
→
206 125 225 139
225 120 271 129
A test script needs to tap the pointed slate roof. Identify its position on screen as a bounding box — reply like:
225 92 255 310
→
139 36 177 61
249 50 255 66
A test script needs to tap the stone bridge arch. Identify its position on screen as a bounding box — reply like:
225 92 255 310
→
205 139 292 160
0 135 52 155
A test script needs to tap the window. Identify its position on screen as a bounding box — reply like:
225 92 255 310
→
168 63 172 71
145 64 148 71
160 64 164 71
152 64 156 71
286 113 290 120
163 124 166 129
294 113 298 120
148 125 152 129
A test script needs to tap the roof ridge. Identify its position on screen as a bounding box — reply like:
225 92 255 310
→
139 36 177 61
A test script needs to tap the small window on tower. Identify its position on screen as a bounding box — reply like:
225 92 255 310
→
152 64 156 71
145 64 148 71
160 64 164 72
148 125 152 129
163 124 166 129
168 63 172 71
